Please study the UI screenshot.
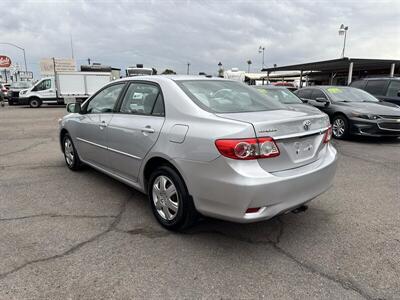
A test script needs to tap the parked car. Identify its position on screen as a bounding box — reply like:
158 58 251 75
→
272 82 297 92
8 81 33 105
60 76 337 230
350 78 400 106
295 86 400 139
0 83 10 100
254 85 321 113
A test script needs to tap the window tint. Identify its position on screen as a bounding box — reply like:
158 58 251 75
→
386 80 400 97
86 84 124 114
177 80 284 113
120 83 163 115
350 80 366 89
365 80 386 95
255 87 302 104
296 89 312 99
310 89 327 100
35 79 51 91
151 93 165 116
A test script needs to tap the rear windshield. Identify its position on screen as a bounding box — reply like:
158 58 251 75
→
255 87 302 104
176 80 285 113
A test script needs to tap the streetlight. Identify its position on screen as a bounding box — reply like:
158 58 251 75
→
187 62 191 75
0 42 27 71
258 46 265 68
338 24 349 58
218 62 223 77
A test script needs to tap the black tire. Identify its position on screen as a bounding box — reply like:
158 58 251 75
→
148 165 198 231
62 134 82 171
29 97 41 108
332 115 349 139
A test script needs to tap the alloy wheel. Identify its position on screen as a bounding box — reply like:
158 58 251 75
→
332 118 345 137
64 138 75 167
152 175 179 221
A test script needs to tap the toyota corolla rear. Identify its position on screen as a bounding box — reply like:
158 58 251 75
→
174 79 338 223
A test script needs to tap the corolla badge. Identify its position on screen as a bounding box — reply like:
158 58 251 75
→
303 120 312 131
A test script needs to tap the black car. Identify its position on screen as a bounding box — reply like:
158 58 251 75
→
350 78 400 106
7 81 33 105
294 86 400 139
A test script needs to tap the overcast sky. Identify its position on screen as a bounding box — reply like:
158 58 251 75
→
1 0 399 77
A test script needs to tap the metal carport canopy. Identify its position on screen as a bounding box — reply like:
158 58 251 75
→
261 57 400 72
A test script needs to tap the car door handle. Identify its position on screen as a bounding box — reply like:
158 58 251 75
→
140 126 155 133
98 121 108 129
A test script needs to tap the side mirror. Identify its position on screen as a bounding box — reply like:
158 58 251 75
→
315 97 328 103
66 103 81 113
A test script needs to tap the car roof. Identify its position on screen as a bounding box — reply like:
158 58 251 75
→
354 77 400 81
299 85 353 90
254 85 289 90
112 75 228 84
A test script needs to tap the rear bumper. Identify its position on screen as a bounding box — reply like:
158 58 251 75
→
176 144 337 223
350 118 400 137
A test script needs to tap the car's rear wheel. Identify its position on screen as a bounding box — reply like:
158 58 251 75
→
29 97 41 108
332 115 349 139
63 134 82 170
148 165 198 231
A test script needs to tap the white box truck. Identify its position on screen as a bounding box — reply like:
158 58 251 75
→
17 71 111 108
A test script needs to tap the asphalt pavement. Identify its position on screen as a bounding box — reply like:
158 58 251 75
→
0 105 399 299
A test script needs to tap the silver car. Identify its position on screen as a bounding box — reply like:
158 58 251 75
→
59 76 338 230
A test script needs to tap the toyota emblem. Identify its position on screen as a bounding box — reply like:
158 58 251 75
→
303 120 312 131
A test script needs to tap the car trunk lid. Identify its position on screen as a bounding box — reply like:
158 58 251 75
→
216 109 330 172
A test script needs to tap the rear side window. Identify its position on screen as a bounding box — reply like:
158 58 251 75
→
386 81 400 97
351 80 366 89
310 89 327 100
365 80 387 95
119 82 164 116
296 89 312 99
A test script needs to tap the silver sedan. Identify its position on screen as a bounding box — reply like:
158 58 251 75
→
59 76 338 230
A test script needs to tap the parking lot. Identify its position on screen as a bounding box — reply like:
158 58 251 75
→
0 105 399 299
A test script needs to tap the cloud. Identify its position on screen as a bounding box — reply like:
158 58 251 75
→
1 0 399 78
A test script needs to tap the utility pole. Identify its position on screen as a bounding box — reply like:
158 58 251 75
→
70 34 74 59
258 46 265 69
187 62 190 75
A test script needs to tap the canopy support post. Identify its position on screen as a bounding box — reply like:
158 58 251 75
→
390 63 395 77
347 62 353 85
299 70 303 88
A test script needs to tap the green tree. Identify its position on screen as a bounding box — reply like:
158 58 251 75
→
161 69 176 75
247 60 252 73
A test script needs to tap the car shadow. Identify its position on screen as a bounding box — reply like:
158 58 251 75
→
72 162 334 246
14 105 66 109
333 135 399 145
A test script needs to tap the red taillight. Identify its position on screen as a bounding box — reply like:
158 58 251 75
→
246 207 261 214
323 126 332 143
215 137 280 160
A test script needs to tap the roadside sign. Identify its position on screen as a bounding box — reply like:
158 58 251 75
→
0 55 12 68
40 58 76 76
18 71 33 79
